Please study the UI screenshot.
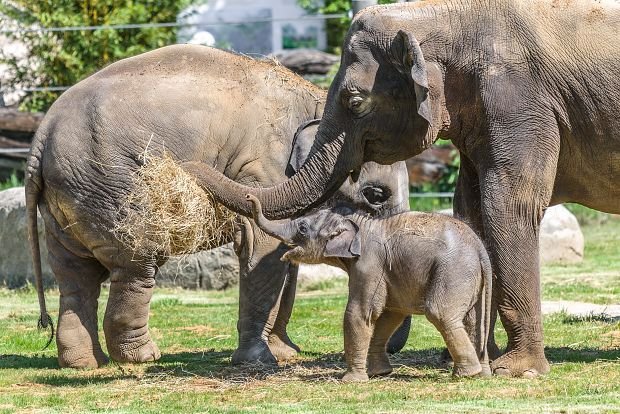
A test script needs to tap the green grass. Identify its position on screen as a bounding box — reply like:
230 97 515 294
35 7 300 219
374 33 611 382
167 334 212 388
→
542 215 620 305
0 217 618 413
0 172 23 191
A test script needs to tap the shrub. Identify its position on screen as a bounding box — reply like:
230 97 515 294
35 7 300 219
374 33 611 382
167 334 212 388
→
0 0 193 112
297 0 398 53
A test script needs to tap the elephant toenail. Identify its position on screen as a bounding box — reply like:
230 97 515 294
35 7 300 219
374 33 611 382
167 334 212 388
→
494 367 511 377
522 369 539 379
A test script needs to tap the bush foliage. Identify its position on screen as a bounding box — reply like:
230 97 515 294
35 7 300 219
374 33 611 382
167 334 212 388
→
0 0 191 112
297 0 398 53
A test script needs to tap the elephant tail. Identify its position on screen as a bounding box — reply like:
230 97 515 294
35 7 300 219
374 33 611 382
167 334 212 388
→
25 127 54 350
479 244 493 373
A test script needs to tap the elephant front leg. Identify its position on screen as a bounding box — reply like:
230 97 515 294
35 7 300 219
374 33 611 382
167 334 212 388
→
232 227 293 365
103 265 160 364
342 302 375 382
480 152 558 377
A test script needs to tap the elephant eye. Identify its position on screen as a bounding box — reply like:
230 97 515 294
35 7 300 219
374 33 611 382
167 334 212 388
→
348 96 365 112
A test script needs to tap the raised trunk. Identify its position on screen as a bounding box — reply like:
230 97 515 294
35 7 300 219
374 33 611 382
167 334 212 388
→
182 127 356 220
246 194 297 242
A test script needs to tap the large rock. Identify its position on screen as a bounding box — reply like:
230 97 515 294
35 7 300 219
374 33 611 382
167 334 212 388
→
158 245 239 290
539 205 584 264
438 205 584 264
297 263 347 285
0 187 239 290
406 145 457 187
272 49 339 75
0 187 54 288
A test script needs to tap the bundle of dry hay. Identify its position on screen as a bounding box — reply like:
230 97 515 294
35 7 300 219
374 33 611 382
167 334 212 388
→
114 152 237 257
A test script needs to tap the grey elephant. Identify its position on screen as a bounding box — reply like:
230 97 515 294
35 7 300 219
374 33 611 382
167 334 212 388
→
246 194 492 381
182 0 620 377
26 45 411 368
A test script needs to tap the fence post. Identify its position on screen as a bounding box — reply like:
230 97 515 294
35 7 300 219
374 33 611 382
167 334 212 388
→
352 0 378 16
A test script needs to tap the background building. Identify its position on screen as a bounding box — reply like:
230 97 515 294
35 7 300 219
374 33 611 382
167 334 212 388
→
178 0 328 55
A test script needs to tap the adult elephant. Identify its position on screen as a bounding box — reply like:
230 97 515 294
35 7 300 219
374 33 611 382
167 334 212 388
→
26 45 411 368
183 0 620 377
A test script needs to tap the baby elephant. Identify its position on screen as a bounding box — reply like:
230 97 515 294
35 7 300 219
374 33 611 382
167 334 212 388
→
246 194 492 381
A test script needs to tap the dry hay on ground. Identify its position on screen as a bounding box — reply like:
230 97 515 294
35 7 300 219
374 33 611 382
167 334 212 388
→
113 152 237 257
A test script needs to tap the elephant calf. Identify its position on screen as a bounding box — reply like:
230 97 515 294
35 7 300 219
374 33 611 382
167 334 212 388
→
247 195 492 381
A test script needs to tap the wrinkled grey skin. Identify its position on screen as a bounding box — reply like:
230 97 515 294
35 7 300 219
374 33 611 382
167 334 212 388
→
183 0 620 377
26 45 410 368
248 195 492 381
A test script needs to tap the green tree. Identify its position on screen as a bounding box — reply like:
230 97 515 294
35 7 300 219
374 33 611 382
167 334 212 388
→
297 0 397 52
1 0 193 112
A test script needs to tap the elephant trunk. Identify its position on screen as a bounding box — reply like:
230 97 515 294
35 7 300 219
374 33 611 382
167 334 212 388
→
182 123 357 220
246 194 297 243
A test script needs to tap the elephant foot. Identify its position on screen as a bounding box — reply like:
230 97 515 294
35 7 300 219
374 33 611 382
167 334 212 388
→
342 370 369 382
367 353 392 377
479 361 492 377
452 361 482 378
58 346 109 369
268 333 300 362
491 347 550 378
231 341 277 365
109 339 161 364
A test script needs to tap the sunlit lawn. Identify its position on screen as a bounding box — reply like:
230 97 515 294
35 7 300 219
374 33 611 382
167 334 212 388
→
0 215 618 413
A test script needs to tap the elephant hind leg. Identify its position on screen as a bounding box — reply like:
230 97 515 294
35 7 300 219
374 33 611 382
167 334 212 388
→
95 248 161 364
425 274 481 377
47 233 109 369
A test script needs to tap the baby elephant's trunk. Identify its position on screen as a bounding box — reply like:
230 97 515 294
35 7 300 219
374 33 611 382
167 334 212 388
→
246 194 296 244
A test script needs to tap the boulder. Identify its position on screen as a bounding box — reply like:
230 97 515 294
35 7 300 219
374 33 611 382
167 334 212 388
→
539 205 584 264
0 187 54 288
406 145 457 187
437 205 584 264
0 187 239 290
158 244 239 290
271 49 339 75
297 263 347 286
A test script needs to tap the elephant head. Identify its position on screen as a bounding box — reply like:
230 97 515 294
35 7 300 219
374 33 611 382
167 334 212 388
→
246 194 360 265
183 4 444 220
287 120 410 217
316 7 448 167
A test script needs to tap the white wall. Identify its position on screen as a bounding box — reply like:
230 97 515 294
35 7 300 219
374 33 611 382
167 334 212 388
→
178 0 327 55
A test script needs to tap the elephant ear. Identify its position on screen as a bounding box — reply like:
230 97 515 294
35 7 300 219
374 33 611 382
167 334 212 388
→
324 219 361 258
395 30 432 126
286 119 322 177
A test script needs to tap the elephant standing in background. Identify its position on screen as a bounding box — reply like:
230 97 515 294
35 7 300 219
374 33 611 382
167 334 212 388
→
26 45 411 368
183 0 620 377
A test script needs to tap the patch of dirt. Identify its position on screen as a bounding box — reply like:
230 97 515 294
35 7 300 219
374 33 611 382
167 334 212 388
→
542 301 620 318
602 330 620 348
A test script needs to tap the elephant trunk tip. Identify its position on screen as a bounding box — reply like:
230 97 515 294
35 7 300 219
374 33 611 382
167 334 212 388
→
246 194 262 221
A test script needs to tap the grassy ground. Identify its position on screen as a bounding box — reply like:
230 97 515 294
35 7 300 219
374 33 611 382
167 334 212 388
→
0 216 618 413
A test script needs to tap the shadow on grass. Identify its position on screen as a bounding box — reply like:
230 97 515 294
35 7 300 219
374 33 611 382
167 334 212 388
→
546 347 620 363
138 348 451 383
0 354 58 369
6 345 618 387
